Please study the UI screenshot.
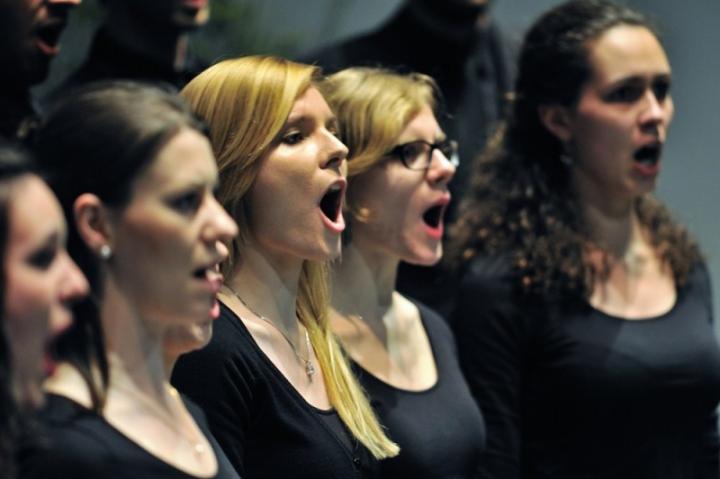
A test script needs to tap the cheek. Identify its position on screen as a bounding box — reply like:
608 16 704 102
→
4 267 51 325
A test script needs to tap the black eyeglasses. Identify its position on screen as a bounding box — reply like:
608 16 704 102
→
385 139 459 171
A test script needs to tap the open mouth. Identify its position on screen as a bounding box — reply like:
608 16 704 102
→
423 204 445 229
633 144 661 166
34 22 65 54
319 182 344 222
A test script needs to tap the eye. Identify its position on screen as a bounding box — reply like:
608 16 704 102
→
169 190 203 215
652 78 671 102
281 130 304 145
401 142 428 160
27 243 59 270
606 83 644 103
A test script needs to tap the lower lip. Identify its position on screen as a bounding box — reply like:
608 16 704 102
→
35 37 60 56
210 298 220 320
632 161 660 178
43 351 57 377
320 209 345 234
424 222 444 240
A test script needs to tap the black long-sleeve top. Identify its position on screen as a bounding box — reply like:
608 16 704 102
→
172 302 377 478
353 300 485 478
18 393 240 479
453 256 720 478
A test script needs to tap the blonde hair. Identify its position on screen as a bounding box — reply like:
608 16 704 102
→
181 56 398 459
319 67 438 179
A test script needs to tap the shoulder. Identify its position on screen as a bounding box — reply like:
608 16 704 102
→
18 395 117 477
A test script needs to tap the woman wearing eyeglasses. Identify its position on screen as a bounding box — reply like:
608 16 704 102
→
319 68 486 478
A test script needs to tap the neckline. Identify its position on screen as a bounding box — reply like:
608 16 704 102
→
587 288 681 323
346 301 441 395
221 300 334 414
46 393 219 479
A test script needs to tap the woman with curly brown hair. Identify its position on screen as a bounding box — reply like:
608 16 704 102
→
449 1 720 478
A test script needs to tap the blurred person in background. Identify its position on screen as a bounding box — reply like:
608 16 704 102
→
0 144 87 477
0 0 81 142
60 0 210 92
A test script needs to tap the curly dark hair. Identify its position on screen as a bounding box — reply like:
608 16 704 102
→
447 0 701 300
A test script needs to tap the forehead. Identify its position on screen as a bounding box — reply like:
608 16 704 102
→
397 105 441 142
586 25 670 85
8 176 63 247
287 87 333 121
136 128 217 190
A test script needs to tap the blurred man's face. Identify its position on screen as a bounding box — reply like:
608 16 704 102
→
123 0 210 31
0 0 81 86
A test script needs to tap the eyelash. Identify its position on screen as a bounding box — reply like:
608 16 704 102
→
27 244 58 270
170 190 203 215
281 131 304 145
608 80 671 103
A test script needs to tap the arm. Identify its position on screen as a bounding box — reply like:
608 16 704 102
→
452 257 533 479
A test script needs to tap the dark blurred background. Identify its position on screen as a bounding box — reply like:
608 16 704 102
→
38 0 720 324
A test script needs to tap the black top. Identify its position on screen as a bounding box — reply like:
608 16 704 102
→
171 302 377 478
453 256 720 478
58 28 204 93
300 3 516 317
352 300 485 478
18 393 240 479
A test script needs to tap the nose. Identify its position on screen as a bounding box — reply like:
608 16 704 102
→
202 196 239 249
426 148 457 186
59 251 89 302
639 89 671 131
320 130 349 174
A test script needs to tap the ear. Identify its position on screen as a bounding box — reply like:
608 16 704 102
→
538 104 574 143
73 193 115 254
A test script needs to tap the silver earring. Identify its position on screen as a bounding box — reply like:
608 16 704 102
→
99 244 112 260
560 153 573 166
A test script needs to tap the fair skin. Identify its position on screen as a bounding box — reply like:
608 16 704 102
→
540 25 675 319
221 86 348 409
45 128 238 477
331 106 456 390
4 175 88 409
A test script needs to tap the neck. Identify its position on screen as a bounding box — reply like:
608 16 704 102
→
581 195 643 260
101 278 168 391
225 242 302 335
332 241 399 330
104 9 189 71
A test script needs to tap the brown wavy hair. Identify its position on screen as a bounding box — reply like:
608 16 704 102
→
447 0 701 300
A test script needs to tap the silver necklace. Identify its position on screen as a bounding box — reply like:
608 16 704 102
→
111 380 207 457
225 285 316 380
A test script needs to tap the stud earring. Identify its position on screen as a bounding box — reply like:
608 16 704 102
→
99 244 112 260
559 153 573 167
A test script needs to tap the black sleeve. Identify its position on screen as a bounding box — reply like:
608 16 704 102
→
172 327 258 477
451 257 532 479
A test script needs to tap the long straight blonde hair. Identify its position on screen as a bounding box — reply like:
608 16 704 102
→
181 55 398 459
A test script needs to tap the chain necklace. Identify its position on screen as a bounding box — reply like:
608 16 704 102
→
110 378 208 457
225 285 316 380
